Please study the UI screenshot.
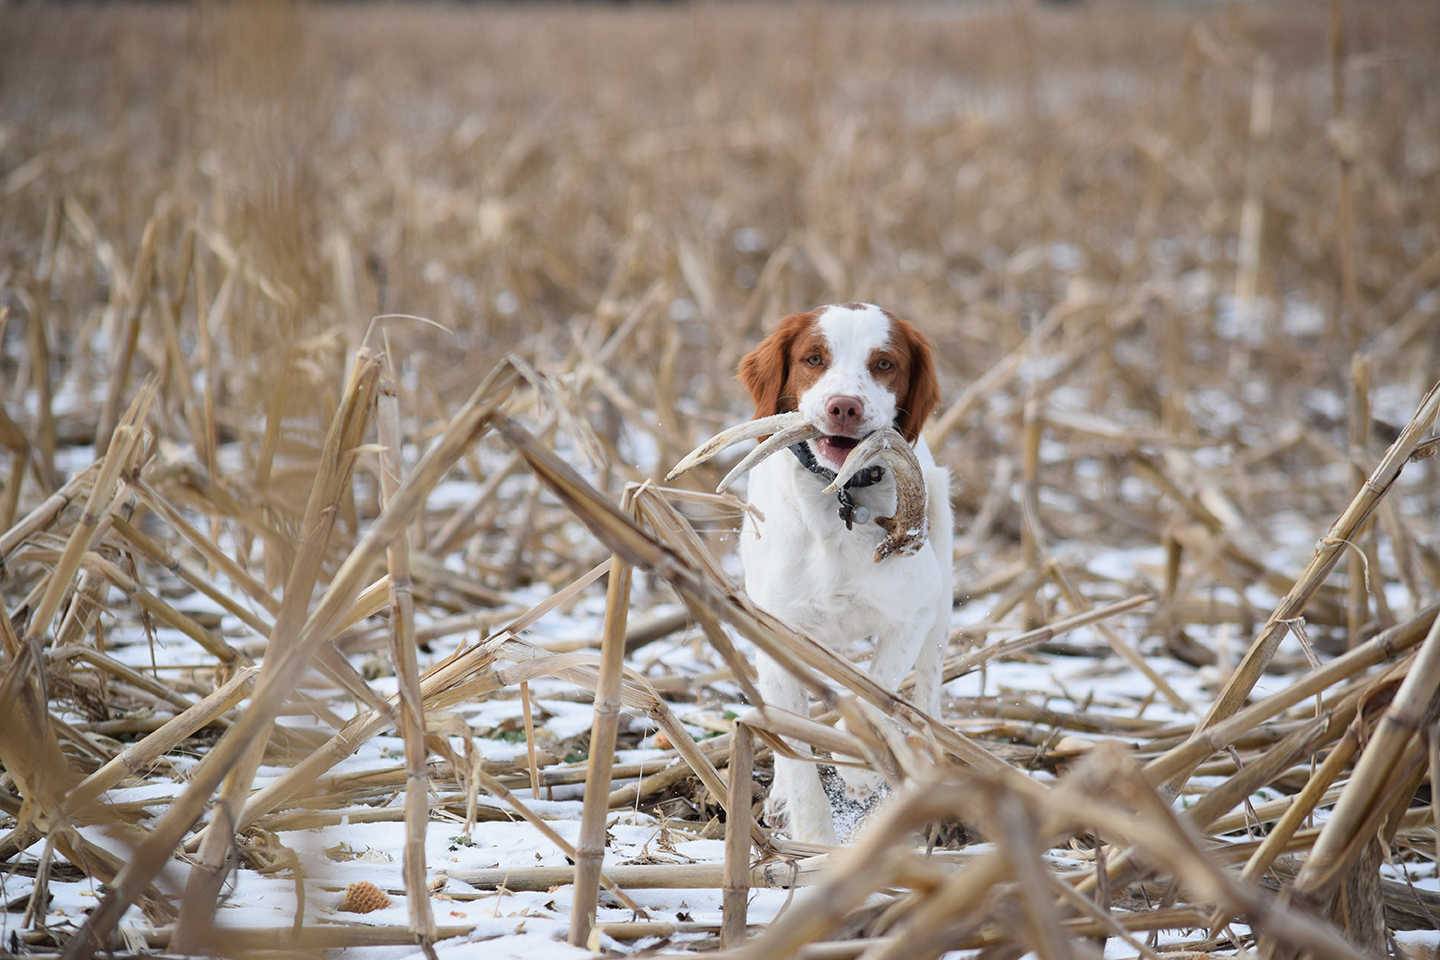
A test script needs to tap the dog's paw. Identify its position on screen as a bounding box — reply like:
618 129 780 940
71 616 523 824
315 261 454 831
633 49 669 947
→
767 791 840 844
762 795 790 833
836 765 885 800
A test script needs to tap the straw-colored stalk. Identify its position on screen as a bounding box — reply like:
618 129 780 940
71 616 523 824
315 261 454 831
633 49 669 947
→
1126 451 1311 611
744 708 868 783
1178 712 1341 834
378 344 438 945
135 923 474 951
991 783 1070 960
127 474 281 616
1290 609 1440 903
570 491 636 949
1236 718 1361 884
94 216 159 459
925 298 1078 446
60 359 520 960
430 307 639 556
52 564 109 651
23 382 155 644
1346 355 1372 642
0 464 98 571
722 722 754 949
0 596 19 660
174 349 382 950
418 731 644 915
78 553 243 665
108 513 274 638
1020 395 1046 629
859 746 1372 960
1170 379 1440 793
63 666 260 815
736 777 999 960
1330 0 1360 342
630 483 763 704
1150 523 1232 637
0 643 177 925
606 726 742 810
154 284 206 471
1050 565 1187 712
1148 600 1440 790
6 7 1440 956
219 561 610 838
22 302 55 492
0 641 80 839
1079 606 1437 902
0 412 27 538
2 670 252 867
198 253 231 491
1233 56 1273 339
497 417 1037 801
47 643 213 717
498 426 760 838
937 594 1151 682
450 859 849 893
1075 751 1370 960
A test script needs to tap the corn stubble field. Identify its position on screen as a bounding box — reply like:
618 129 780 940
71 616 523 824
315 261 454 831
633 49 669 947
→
3 1 1440 958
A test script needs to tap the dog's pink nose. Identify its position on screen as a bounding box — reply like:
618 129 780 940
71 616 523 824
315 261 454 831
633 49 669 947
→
825 395 864 432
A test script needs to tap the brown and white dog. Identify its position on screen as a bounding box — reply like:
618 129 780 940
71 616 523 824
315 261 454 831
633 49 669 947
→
735 303 952 844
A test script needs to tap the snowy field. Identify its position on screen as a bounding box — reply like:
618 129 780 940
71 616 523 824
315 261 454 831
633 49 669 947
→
3 1 1440 958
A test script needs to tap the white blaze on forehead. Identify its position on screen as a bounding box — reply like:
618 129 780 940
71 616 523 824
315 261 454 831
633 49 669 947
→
815 304 893 366
798 303 900 435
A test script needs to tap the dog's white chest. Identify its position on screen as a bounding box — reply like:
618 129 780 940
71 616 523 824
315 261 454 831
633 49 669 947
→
739 455 940 647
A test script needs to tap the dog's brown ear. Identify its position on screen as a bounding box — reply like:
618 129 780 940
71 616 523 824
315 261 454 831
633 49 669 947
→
891 317 940 444
738 311 817 419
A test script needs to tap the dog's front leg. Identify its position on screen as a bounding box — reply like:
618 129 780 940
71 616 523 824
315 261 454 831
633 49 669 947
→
835 602 938 800
908 600 950 718
756 650 838 846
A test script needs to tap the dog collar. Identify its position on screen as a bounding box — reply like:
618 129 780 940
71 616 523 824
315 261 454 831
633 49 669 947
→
788 441 884 530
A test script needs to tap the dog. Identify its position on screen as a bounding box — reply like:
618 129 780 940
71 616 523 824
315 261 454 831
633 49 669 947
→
735 302 953 845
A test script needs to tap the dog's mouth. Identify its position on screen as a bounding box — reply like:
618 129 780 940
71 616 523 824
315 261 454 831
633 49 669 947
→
814 435 861 468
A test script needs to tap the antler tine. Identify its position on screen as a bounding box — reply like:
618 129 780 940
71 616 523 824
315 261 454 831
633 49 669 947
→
821 429 907 495
820 427 929 562
715 420 825 493
665 411 810 482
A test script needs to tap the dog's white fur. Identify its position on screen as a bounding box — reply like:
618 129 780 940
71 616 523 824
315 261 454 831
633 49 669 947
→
736 303 953 845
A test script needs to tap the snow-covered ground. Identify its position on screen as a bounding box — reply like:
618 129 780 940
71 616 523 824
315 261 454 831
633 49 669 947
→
8 435 1438 960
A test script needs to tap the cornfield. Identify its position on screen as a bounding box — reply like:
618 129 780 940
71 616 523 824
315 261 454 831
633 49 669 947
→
2 1 1439 958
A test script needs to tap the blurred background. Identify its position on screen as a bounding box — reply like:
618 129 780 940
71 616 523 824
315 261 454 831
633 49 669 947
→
2 0 1438 641
4 3 1440 953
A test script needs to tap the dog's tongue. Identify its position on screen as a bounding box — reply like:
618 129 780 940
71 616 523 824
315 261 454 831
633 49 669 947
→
816 435 858 467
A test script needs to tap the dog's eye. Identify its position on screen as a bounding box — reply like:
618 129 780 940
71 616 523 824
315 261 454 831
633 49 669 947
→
875 358 893 370
805 355 823 366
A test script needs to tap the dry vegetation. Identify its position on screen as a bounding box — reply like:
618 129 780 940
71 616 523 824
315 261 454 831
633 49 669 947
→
3 0 1440 957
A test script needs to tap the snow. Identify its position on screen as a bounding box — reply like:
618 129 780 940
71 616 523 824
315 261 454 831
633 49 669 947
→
6 429 1435 958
